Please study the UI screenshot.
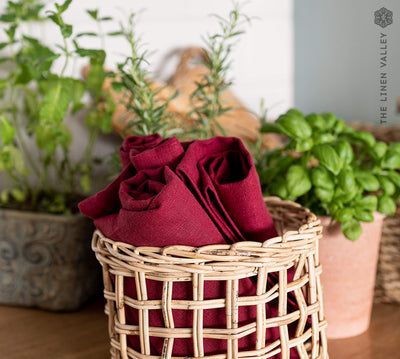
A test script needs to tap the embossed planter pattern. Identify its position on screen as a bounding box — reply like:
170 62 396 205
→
0 209 102 311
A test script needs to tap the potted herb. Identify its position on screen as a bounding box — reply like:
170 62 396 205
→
258 108 400 337
0 0 117 310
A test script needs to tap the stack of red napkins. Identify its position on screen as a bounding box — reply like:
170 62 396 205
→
79 134 299 358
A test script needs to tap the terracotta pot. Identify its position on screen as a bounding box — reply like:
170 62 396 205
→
0 209 102 311
318 213 385 339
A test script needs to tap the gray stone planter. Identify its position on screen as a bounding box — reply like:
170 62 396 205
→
0 209 102 311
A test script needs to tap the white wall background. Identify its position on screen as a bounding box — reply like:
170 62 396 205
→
295 0 400 125
0 0 294 191
0 0 294 118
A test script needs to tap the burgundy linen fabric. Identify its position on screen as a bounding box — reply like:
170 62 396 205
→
176 137 278 243
119 133 163 168
79 134 300 358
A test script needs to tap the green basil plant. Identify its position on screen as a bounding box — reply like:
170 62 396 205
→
258 109 400 241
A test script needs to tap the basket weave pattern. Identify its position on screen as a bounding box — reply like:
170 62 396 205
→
92 197 328 359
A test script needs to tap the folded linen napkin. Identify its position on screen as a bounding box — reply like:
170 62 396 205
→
79 134 299 358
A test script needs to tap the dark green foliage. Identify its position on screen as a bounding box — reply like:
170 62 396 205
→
259 109 400 241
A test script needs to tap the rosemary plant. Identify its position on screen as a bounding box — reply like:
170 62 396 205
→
190 3 251 139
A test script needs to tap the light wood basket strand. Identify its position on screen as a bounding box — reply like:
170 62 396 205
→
92 197 328 359
350 122 400 304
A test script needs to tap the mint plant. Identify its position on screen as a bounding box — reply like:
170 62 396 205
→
259 109 400 240
0 0 115 213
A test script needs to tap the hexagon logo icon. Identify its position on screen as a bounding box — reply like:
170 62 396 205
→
374 7 393 28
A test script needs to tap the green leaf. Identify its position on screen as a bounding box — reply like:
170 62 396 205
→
295 138 313 152
86 9 98 20
321 112 337 129
315 187 334 202
0 116 15 145
382 151 400 170
335 141 354 165
0 189 9 204
311 166 334 189
260 122 282 134
335 208 353 222
10 188 26 202
86 63 105 98
354 210 374 223
35 125 57 153
378 175 396 195
305 113 326 131
341 219 363 241
313 144 342 175
378 195 396 215
333 119 345 134
0 145 29 175
388 171 400 188
61 24 73 38
351 131 376 148
57 0 73 13
338 169 356 194
39 78 73 124
270 180 288 199
80 174 91 193
372 141 387 159
313 133 335 145
286 108 304 117
75 32 98 38
276 113 312 139
355 171 380 192
354 195 378 212
286 165 312 198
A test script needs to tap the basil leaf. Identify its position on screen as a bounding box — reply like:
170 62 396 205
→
372 141 387 159
305 113 326 131
311 166 334 189
388 171 400 188
271 180 288 199
338 169 356 194
313 144 342 175
315 187 334 202
335 208 353 222
313 133 335 145
321 112 337 129
354 210 374 223
335 141 354 165
286 165 312 198
382 151 400 170
378 175 396 195
351 131 376 148
260 122 282 134
296 138 314 152
354 195 378 212
355 171 380 192
276 113 312 139
378 195 396 215
333 119 345 134
341 219 363 241
286 108 304 117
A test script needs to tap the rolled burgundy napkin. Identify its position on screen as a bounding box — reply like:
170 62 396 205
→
176 137 278 243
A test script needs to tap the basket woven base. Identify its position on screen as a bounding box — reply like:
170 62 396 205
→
92 198 328 358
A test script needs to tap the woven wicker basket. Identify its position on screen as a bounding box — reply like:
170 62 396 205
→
92 197 328 359
350 122 400 304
